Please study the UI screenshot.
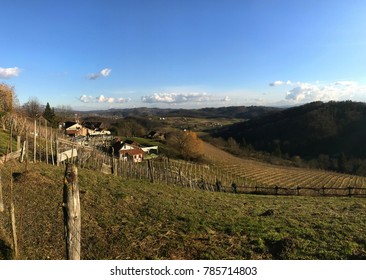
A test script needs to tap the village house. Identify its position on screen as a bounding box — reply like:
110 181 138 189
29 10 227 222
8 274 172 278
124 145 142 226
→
83 121 111 136
120 147 144 162
112 139 145 162
64 121 111 138
64 121 88 137
146 130 165 141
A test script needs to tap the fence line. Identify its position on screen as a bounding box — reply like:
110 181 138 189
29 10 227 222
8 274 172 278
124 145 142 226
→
49 138 366 198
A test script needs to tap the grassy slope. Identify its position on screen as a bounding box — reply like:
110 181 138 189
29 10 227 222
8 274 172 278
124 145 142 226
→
1 161 366 260
0 130 18 155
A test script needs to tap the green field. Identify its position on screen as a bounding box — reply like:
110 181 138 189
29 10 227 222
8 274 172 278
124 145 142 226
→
0 130 18 156
1 161 366 260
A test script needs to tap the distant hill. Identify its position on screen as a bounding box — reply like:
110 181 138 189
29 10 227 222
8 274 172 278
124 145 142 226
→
215 101 366 161
81 106 282 119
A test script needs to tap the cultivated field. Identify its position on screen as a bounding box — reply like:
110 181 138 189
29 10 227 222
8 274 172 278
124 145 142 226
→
203 142 366 192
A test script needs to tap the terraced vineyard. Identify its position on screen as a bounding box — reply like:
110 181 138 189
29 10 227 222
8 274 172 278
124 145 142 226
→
203 142 366 194
220 162 366 188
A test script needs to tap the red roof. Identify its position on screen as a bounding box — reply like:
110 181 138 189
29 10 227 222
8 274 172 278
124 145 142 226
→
120 148 144 156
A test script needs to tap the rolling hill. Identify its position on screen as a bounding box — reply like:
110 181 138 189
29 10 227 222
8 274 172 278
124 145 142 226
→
214 101 366 174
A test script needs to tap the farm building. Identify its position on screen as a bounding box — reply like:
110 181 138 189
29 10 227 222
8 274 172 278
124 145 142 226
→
64 121 111 137
83 121 111 136
64 121 88 137
112 139 145 162
120 147 144 162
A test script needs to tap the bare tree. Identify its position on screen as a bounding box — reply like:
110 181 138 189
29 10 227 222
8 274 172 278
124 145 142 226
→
23 97 42 119
167 130 203 161
55 104 73 123
0 83 15 129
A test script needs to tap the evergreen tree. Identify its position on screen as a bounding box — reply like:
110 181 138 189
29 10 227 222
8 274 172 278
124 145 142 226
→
43 102 56 125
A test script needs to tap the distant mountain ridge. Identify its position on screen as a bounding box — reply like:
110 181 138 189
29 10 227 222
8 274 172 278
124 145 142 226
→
79 106 282 119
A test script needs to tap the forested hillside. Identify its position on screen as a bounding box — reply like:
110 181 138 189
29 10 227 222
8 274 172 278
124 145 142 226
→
215 101 366 175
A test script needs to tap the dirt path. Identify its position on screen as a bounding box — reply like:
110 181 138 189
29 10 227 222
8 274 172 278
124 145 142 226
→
202 141 269 167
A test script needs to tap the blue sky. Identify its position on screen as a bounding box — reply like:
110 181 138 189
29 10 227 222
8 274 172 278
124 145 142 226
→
1 0 366 110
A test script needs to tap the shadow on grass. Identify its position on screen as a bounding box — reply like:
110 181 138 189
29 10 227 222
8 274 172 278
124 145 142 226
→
0 239 13 260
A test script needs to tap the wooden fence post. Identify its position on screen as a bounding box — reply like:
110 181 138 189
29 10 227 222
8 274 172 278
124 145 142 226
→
17 135 21 151
56 139 60 166
10 118 13 153
0 175 3 213
10 171 19 259
33 119 37 163
148 160 154 183
63 164 81 260
20 141 26 163
25 129 29 173
45 120 49 164
50 129 55 165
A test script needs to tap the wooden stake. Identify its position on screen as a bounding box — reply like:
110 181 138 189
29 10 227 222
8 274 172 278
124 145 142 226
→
45 120 49 164
20 141 26 163
63 164 81 260
25 129 29 173
56 139 59 166
0 175 3 213
10 171 19 259
148 160 154 183
33 119 37 163
50 129 55 165
17 135 21 151
10 118 13 153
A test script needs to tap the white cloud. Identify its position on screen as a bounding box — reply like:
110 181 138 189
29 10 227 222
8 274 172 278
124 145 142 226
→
79 95 94 103
0 67 21 79
269 80 292 87
141 92 229 104
79 94 129 104
269 80 284 87
284 80 365 102
100 68 111 77
88 68 112 80
97 95 115 103
221 96 231 102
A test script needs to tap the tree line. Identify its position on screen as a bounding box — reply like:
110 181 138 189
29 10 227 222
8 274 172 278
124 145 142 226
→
1 83 73 127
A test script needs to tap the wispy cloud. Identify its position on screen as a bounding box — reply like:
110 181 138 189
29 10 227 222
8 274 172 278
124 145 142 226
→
269 80 292 86
141 92 230 104
79 94 129 103
0 67 21 79
88 68 112 80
